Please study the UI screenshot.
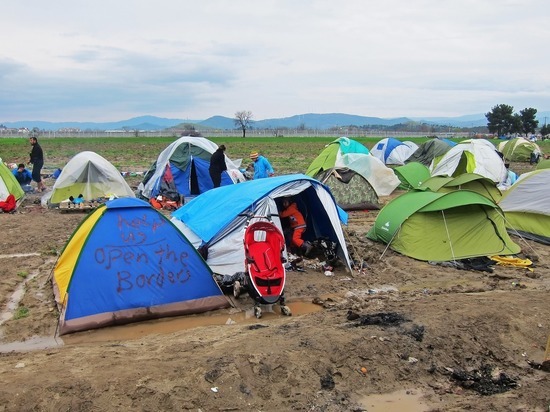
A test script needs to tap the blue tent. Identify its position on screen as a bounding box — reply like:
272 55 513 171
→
370 137 418 165
171 174 351 276
137 136 245 200
53 197 229 335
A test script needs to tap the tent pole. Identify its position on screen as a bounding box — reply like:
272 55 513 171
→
496 210 540 258
379 225 402 260
441 211 457 263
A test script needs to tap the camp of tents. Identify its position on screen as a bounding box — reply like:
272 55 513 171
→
6 133 547 334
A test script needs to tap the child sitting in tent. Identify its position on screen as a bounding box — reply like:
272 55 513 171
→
279 197 313 256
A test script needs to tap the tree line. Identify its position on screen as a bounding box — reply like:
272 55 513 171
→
485 104 550 137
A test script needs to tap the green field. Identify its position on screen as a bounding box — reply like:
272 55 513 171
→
1 135 548 179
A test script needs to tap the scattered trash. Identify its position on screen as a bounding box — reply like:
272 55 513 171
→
350 312 409 327
248 324 268 330
210 387 219 393
15 362 25 368
401 324 425 342
408 357 419 363
360 366 367 374
225 318 236 325
449 364 518 395
324 270 334 277
320 373 335 390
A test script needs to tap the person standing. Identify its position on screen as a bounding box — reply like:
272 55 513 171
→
28 136 46 192
250 151 274 179
209 144 227 188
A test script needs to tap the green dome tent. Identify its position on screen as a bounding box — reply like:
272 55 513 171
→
367 190 520 261
498 137 541 162
535 159 550 170
418 173 502 203
393 162 431 190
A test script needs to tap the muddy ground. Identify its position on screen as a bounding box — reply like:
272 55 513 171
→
0 183 548 412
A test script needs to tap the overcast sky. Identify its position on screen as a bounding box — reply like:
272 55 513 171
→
2 1 549 122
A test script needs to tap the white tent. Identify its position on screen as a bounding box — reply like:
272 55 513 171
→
430 139 506 183
42 151 135 206
499 169 550 244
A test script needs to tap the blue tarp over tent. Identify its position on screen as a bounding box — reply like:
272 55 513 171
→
171 174 351 275
173 174 348 241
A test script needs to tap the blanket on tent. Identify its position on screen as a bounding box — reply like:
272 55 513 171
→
0 194 16 213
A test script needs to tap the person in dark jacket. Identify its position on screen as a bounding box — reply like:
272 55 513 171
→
209 144 227 188
28 137 46 192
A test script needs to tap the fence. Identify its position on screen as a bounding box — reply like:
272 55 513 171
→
0 129 468 139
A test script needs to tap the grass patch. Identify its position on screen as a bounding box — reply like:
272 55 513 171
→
17 271 28 279
1 135 549 177
13 307 30 320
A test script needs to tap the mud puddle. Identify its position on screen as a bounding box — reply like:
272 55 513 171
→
0 300 322 352
359 389 430 411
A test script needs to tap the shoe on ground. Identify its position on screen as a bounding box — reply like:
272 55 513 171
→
302 241 313 257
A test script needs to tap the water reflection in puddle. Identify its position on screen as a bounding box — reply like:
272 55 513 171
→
0 300 322 352
359 389 430 412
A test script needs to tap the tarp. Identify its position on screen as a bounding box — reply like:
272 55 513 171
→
137 136 245 199
171 174 351 275
53 197 228 334
42 151 135 206
430 139 507 183
367 190 520 261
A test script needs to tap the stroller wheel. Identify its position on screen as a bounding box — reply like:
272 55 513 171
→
254 306 262 319
280 305 292 316
233 281 241 298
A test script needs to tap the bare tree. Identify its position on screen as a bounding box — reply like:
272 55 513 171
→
234 110 253 138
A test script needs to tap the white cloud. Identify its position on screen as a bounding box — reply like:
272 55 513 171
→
1 0 549 121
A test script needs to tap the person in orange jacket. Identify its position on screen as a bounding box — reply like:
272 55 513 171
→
279 197 313 256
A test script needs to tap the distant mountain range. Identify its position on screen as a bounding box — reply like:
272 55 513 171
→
3 112 550 132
